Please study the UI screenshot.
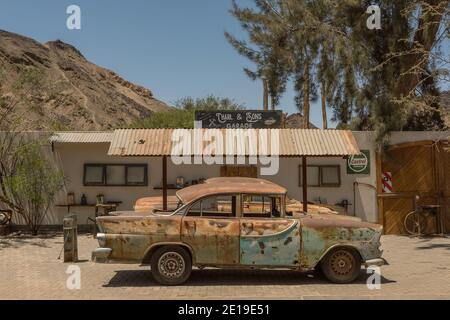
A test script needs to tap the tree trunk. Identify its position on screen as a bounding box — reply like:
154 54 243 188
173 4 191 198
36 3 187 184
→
321 84 328 129
396 0 449 98
303 61 310 129
263 79 269 111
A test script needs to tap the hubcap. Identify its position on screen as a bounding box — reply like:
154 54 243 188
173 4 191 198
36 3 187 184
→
330 250 354 276
158 252 185 279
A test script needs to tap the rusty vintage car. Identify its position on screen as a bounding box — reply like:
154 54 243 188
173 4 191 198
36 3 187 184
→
92 177 386 285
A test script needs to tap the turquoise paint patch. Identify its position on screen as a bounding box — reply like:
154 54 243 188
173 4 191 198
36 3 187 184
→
240 222 301 266
300 227 326 267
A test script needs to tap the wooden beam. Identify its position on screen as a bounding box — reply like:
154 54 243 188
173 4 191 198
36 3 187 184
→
302 156 308 212
162 155 167 211
375 151 384 231
387 140 434 151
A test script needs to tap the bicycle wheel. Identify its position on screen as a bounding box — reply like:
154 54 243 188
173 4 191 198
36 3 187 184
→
404 211 425 236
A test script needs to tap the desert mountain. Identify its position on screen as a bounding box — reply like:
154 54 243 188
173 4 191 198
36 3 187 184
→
0 30 169 130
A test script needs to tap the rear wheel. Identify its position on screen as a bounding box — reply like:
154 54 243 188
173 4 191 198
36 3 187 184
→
404 211 425 236
150 246 192 285
320 247 361 284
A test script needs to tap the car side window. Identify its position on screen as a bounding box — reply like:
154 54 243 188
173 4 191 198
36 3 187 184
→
242 195 282 218
186 195 236 218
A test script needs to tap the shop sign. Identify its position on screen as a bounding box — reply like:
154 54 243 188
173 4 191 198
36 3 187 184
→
195 110 282 129
347 150 370 174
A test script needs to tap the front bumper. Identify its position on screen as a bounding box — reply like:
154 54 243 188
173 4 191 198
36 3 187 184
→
364 258 389 268
91 247 112 263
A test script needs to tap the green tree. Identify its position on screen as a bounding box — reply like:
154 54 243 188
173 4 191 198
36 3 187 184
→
225 0 290 111
131 95 245 129
0 67 65 235
2 140 65 235
227 0 449 144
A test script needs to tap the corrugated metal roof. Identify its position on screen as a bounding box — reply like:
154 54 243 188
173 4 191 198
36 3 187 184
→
108 129 359 157
51 131 113 143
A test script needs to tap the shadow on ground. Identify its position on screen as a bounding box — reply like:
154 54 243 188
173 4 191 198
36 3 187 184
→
415 243 450 250
0 233 60 249
104 269 396 287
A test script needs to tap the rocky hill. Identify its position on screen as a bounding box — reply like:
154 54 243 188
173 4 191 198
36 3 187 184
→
285 113 318 129
0 30 169 130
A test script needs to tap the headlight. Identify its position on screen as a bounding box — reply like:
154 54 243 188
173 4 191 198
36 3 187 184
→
97 233 106 247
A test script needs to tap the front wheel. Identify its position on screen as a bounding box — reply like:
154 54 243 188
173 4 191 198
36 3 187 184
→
320 248 361 284
150 246 192 285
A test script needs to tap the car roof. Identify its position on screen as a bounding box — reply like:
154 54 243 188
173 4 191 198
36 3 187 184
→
176 177 287 203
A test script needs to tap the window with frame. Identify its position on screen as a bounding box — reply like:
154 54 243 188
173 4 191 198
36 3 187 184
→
320 165 341 186
299 165 341 187
186 195 235 218
83 164 148 186
242 195 282 218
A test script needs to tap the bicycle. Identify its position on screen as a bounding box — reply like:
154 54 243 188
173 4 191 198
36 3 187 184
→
404 196 441 236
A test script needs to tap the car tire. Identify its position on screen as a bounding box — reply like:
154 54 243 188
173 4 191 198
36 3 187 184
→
150 246 192 285
320 247 361 284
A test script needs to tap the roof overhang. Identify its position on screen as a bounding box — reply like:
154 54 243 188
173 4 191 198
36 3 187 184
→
107 129 360 157
51 131 113 144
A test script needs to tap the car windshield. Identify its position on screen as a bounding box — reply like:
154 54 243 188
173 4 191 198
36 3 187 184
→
172 202 189 215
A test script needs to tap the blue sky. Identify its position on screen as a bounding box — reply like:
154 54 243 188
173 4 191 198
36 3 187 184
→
0 1 448 129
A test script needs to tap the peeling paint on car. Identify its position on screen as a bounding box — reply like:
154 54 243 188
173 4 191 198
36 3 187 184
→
240 220 301 266
93 178 384 276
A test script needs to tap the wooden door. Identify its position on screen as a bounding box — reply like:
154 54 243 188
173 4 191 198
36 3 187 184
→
439 141 450 232
378 141 444 234
220 165 258 178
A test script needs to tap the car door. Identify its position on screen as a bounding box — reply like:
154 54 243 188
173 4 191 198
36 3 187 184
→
239 194 301 267
181 194 240 266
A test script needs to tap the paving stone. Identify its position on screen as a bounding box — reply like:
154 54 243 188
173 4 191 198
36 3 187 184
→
1 234 450 299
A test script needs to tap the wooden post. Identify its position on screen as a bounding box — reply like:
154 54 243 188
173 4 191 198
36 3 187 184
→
263 79 269 111
375 151 385 231
302 156 308 212
162 155 168 211
63 214 78 262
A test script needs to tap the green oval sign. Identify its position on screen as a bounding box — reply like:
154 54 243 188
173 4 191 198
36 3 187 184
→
347 150 370 174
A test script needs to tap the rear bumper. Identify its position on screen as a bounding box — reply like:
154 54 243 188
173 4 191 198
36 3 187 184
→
364 258 389 268
91 248 112 263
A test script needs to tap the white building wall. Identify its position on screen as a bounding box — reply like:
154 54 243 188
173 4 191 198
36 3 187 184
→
35 143 222 225
17 130 447 226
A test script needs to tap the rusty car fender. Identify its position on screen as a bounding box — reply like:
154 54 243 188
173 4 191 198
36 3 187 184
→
141 241 196 264
299 217 383 269
310 243 364 268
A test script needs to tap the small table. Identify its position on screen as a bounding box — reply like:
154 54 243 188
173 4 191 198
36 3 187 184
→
95 203 120 217
56 202 122 236
56 202 122 214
